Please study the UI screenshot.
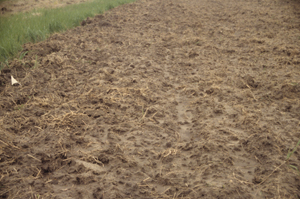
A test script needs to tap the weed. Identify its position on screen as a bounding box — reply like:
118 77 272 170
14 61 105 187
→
5 60 9 67
15 104 25 111
33 55 39 69
73 16 84 26
0 0 136 63
117 1 127 6
84 12 94 19
0 63 5 70
106 4 115 10
49 21 64 34
286 139 300 175
287 139 300 160
290 82 299 86
98 9 104 14
142 106 144 117
289 165 299 172
19 51 28 60
0 45 9 60
0 59 9 69
27 28 44 43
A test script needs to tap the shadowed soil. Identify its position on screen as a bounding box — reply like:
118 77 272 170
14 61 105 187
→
1 0 300 198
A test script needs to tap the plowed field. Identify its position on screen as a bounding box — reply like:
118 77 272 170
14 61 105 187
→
1 0 300 198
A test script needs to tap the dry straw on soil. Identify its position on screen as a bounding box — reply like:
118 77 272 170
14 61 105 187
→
1 0 300 198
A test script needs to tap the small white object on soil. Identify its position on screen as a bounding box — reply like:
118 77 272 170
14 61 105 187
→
11 75 21 86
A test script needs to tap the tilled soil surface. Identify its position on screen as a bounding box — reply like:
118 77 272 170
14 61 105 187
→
1 0 300 198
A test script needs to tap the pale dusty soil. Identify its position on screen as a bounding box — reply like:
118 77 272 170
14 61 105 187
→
0 0 92 15
1 0 300 198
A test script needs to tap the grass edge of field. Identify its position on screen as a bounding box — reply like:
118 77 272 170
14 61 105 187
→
0 0 136 67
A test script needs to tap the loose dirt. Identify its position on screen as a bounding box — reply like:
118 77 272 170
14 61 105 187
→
1 0 300 198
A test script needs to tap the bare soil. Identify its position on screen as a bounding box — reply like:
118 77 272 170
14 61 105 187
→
0 0 92 15
1 0 300 198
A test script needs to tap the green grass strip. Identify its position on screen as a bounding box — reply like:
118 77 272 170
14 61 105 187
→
0 0 135 63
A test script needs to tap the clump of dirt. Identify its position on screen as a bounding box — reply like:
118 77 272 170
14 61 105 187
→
1 0 300 198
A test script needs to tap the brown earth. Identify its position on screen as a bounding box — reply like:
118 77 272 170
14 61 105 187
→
1 0 300 198
0 0 92 15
